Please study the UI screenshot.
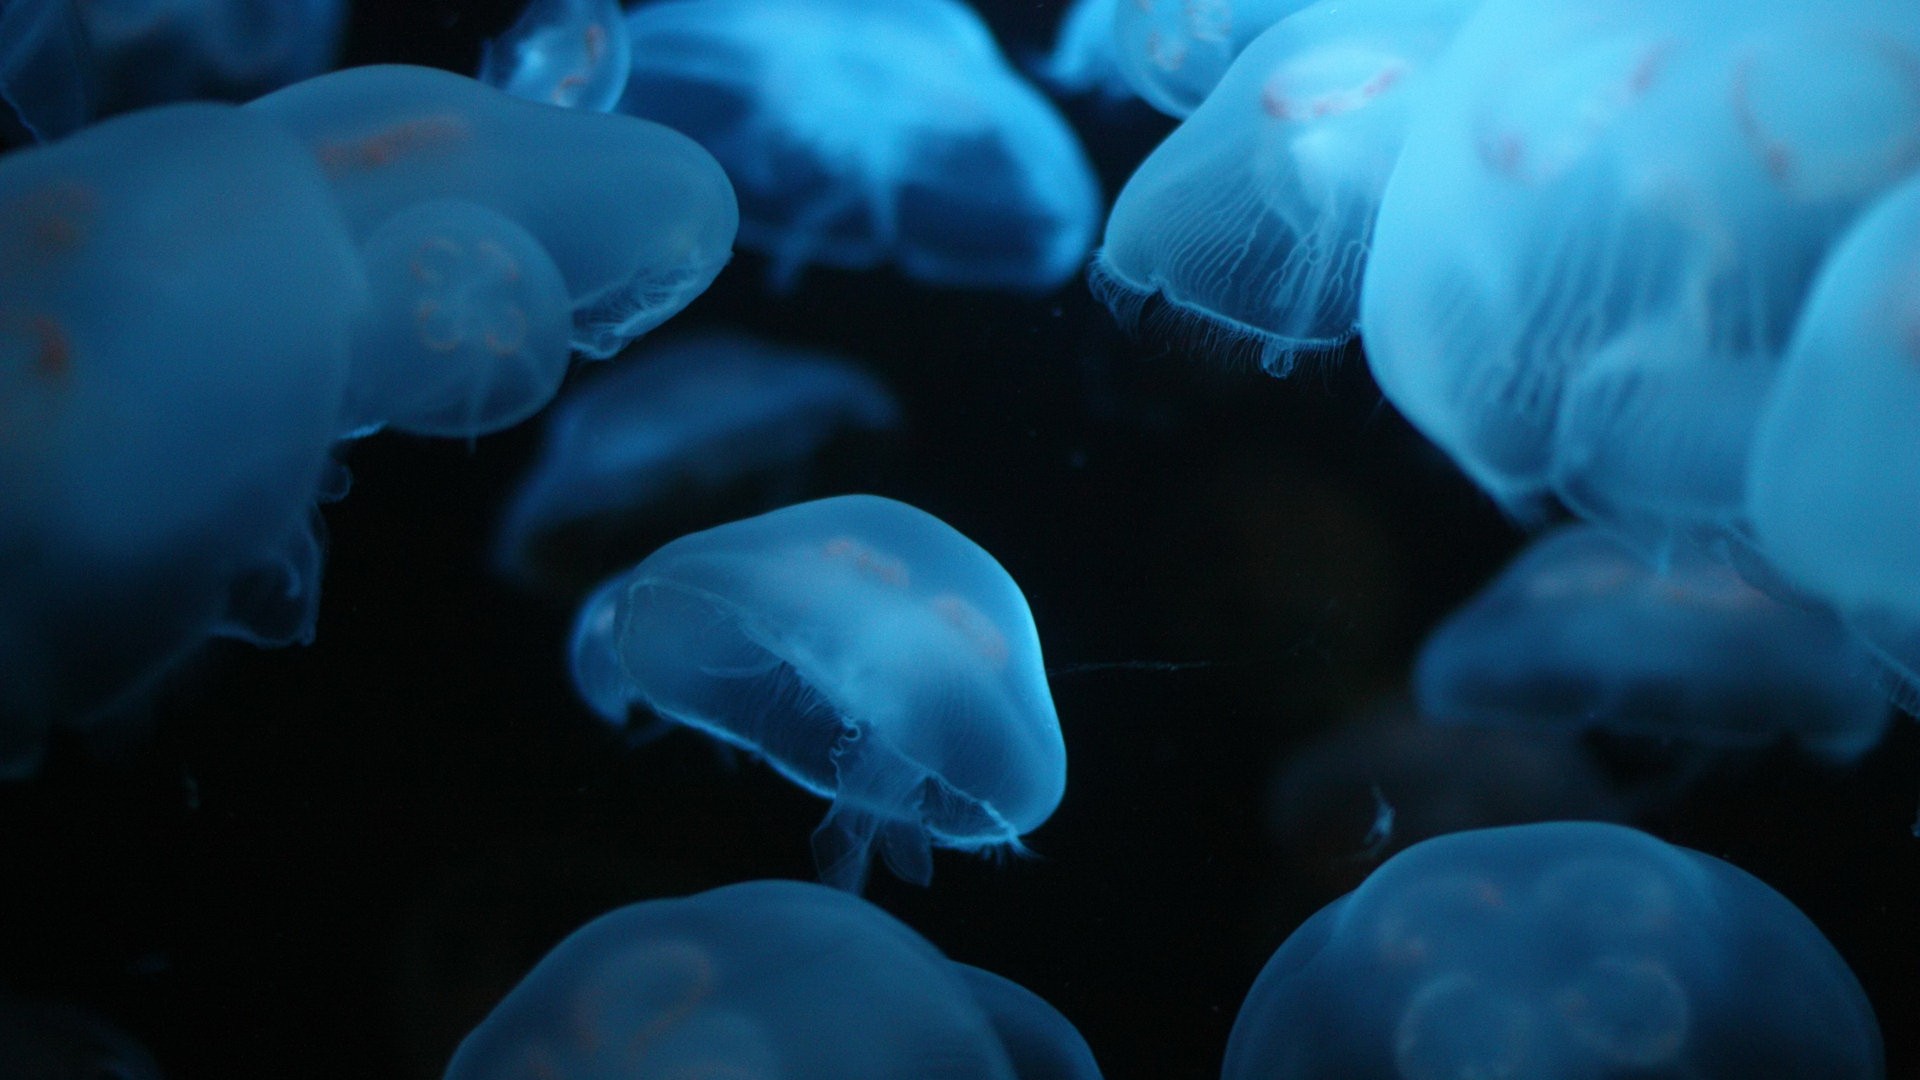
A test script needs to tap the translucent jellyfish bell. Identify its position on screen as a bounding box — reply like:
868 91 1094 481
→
0 0 93 142
444 880 1102 1080
573 495 1065 892
1038 0 1131 101
1223 822 1884 1080
1112 0 1315 117
347 198 573 438
80 0 347 112
248 64 739 359
479 0 631 112
617 0 1099 292
1360 0 1920 510
1095 0 1478 376
1413 526 1889 761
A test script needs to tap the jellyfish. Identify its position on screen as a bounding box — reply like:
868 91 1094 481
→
572 494 1065 892
1223 822 1884 1079
444 879 1101 1080
951 964 1106 1080
495 332 901 588
616 0 1099 292
0 102 363 772
79 0 346 113
1112 0 1316 117
1037 0 1132 102
1094 0 1478 375
248 64 739 360
478 0 631 112
0 0 93 142
1360 0 1920 512
1413 526 1889 761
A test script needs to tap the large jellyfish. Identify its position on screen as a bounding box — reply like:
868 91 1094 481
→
1112 0 1315 117
1413 526 1889 760
1095 0 1478 375
0 102 363 773
443 880 1101 1080
571 494 1065 892
1223 822 1884 1080
495 332 901 589
616 0 1100 291
1360 0 1920 514
248 64 739 363
478 0 631 112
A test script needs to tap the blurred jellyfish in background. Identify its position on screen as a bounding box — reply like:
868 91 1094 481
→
616 0 1100 292
1223 822 1884 1079
0 102 363 775
478 0 630 112
248 64 739 364
0 0 93 142
443 879 1102 1080
1361 0 1920 515
1096 0 1477 375
1037 0 1131 102
77 0 346 113
0 994 163 1079
495 332 901 591
1112 0 1314 117
1414 526 1890 761
571 495 1065 892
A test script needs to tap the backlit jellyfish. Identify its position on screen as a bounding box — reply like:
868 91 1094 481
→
1095 0 1477 376
0 103 362 774
1112 0 1314 117
0 0 93 142
78 0 347 113
346 198 574 438
1038 0 1131 101
1413 526 1889 760
479 0 630 112
952 964 1106 1080
0 995 162 1080
1222 822 1884 1079
444 880 1102 1080
249 64 739 359
1361 0 1920 511
495 332 901 588
617 0 1099 292
572 495 1065 892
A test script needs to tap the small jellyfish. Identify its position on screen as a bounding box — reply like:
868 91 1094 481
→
572 495 1065 892
1112 0 1315 117
1095 0 1477 375
1037 0 1132 102
1413 526 1889 760
478 0 631 112
444 879 1102 1080
1223 822 1884 1080
494 332 901 588
617 0 1099 291
1360 0 1920 510
346 198 573 438
0 0 93 142
0 102 362 764
249 64 739 359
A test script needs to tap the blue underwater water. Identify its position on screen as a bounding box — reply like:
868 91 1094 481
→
0 2 1915 1079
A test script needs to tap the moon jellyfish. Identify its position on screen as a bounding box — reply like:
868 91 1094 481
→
80 0 346 113
0 0 92 142
572 495 1065 892
617 0 1099 292
0 103 362 772
1360 0 1920 510
496 332 901 588
249 64 739 359
443 880 1101 1080
1112 0 1314 117
1038 0 1131 101
478 0 630 112
952 964 1106 1080
1413 526 1889 760
1223 822 1884 1080
1095 0 1477 376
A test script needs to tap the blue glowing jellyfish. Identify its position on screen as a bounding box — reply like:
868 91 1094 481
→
0 0 92 142
1112 0 1314 117
572 495 1065 891
1096 0 1477 375
0 103 362 773
1224 822 1884 1080
496 332 901 586
444 879 1102 1080
616 0 1099 291
1361 0 1920 512
1038 0 1131 101
1413 526 1889 760
479 0 631 112
249 64 739 361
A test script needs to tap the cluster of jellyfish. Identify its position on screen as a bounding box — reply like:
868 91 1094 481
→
0 0 1911 1075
